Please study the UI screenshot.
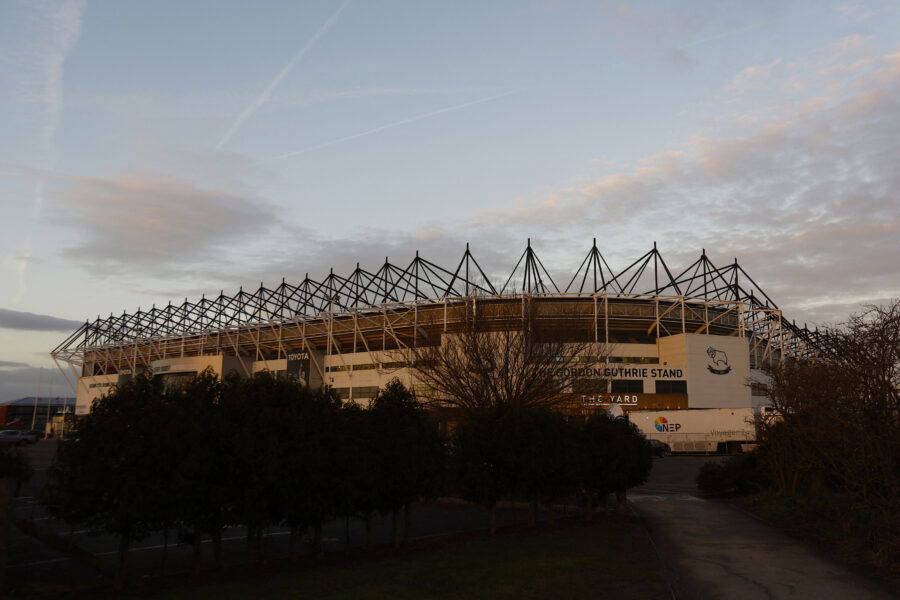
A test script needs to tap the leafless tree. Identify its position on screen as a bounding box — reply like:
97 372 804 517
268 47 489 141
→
759 299 900 559
398 297 611 415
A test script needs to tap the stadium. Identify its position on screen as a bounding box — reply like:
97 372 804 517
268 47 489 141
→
51 240 819 419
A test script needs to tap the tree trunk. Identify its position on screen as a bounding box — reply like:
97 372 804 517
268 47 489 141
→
191 531 202 576
391 509 400 548
289 524 301 562
345 517 351 555
616 489 628 516
114 533 130 591
257 527 266 564
402 503 412 543
159 528 169 577
212 528 223 570
0 478 17 591
313 522 324 558
489 503 497 535
365 514 373 551
245 525 256 563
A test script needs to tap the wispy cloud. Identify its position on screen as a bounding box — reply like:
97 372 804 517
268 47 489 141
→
2 0 85 305
30 0 86 213
268 88 528 161
677 22 763 51
216 0 350 149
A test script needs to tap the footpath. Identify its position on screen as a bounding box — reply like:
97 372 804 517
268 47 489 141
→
632 457 896 600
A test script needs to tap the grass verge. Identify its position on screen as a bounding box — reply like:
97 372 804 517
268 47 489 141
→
133 518 671 600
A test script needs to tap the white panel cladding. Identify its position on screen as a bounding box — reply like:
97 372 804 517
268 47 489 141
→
657 333 752 408
686 334 751 408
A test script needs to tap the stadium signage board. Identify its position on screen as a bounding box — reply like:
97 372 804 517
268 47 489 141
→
581 394 639 406
557 366 684 379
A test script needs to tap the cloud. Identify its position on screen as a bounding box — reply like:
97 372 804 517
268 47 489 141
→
836 2 874 23
1 237 32 303
0 365 72 404
453 41 900 325
0 360 30 368
0 0 85 303
590 1 781 67
5 0 86 174
0 308 82 332
726 59 782 96
57 170 279 273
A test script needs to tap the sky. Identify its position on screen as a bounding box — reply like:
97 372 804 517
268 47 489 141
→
1 0 899 401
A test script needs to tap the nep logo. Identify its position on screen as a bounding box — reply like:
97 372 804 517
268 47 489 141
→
654 416 681 432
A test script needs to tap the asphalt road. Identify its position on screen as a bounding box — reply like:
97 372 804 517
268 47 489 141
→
631 455 897 600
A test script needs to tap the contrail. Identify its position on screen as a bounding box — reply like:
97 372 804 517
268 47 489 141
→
268 88 527 161
678 22 762 50
217 0 349 149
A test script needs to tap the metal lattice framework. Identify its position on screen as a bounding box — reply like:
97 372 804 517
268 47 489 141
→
51 241 820 388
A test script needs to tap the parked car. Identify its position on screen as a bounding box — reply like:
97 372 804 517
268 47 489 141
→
0 430 28 445
22 430 42 443
648 439 671 457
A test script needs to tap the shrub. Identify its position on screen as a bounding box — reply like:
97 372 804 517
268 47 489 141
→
697 452 765 496
0 444 32 484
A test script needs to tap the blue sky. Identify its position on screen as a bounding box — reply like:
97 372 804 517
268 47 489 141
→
1 0 899 401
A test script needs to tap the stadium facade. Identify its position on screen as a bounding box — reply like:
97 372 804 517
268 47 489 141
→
51 241 819 418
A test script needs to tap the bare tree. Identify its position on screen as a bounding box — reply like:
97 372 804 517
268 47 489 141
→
399 297 611 414
758 299 900 558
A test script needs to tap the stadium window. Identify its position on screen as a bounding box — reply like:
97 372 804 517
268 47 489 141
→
333 387 350 400
611 379 643 394
380 361 408 369
656 380 687 394
352 386 380 399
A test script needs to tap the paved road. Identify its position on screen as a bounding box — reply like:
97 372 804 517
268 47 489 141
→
633 456 897 600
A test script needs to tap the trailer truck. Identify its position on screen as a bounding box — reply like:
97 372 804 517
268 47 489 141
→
629 408 756 454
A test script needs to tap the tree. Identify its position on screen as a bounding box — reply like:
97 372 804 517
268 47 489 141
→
42 373 172 590
450 406 510 534
577 412 652 517
165 369 229 572
367 379 445 545
498 406 578 525
271 379 343 560
402 299 609 415
0 445 32 590
758 300 900 559
218 371 294 563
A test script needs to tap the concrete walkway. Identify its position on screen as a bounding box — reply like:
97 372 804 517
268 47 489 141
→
632 483 896 599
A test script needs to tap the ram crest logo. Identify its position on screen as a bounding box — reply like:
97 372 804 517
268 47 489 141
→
706 347 732 375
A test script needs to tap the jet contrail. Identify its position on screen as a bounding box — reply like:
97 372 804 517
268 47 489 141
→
678 22 762 50
217 0 349 149
267 88 527 161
